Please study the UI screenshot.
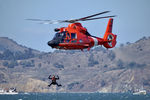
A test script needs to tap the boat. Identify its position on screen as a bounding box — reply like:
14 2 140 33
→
0 88 18 95
133 90 146 95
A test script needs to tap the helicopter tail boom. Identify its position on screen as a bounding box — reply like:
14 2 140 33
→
103 18 117 48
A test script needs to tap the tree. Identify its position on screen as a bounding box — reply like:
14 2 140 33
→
20 61 35 67
38 63 42 67
117 59 124 69
120 43 124 47
3 60 18 68
108 51 116 61
67 82 79 90
7 60 18 68
2 49 14 60
14 51 24 60
126 61 146 69
24 49 35 59
101 80 106 87
0 49 36 60
3 61 9 66
53 63 64 69
88 54 99 67
104 64 108 68
127 62 136 68
0 53 3 59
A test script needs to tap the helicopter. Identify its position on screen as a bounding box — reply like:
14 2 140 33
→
27 11 117 51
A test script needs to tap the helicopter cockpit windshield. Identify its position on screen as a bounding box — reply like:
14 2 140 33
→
53 32 66 40
48 31 66 48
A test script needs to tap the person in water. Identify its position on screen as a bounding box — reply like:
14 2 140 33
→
48 75 62 87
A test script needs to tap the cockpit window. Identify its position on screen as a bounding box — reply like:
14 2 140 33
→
53 31 66 39
52 32 77 43
71 33 76 39
53 33 59 39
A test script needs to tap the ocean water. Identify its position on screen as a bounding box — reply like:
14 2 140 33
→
0 93 150 100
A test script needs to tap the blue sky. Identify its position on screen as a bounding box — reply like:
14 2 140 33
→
0 0 150 52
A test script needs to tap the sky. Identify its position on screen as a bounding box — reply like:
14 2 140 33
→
0 0 150 52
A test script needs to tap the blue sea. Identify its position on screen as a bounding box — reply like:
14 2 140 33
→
0 93 150 100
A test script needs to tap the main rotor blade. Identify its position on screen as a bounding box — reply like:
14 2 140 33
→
76 11 110 21
39 20 63 24
26 19 65 24
61 11 111 23
26 11 115 24
26 19 52 21
80 15 116 21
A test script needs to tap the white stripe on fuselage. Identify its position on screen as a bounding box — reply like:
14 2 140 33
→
91 37 98 46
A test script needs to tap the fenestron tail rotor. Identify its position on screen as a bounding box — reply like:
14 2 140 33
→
26 11 116 24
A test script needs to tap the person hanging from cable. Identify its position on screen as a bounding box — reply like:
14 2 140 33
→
48 75 62 87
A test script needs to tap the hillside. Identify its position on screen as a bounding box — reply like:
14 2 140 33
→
0 36 150 93
0 37 41 54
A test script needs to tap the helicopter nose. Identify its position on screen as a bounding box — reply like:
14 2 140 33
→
47 41 58 48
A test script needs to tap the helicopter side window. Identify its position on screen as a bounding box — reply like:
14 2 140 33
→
62 31 70 43
61 31 66 38
71 33 76 39
59 31 66 43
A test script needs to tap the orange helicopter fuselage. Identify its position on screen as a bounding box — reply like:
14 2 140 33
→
48 18 117 50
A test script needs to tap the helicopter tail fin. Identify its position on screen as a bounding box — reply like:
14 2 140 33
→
103 18 117 48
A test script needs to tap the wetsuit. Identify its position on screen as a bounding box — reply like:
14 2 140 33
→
48 75 62 87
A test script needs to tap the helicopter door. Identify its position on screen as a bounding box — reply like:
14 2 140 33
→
64 32 71 43
70 33 77 43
